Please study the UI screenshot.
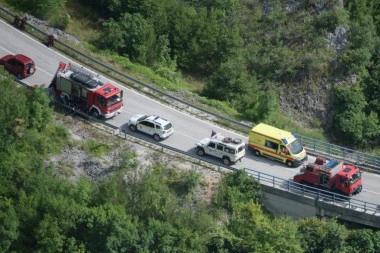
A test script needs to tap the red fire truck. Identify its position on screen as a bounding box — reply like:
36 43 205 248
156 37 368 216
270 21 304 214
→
50 62 123 118
293 157 363 196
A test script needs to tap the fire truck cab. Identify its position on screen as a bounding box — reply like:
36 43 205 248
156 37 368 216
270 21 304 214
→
50 62 123 118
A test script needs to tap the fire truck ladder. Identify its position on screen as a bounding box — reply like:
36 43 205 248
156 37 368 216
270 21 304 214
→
69 64 95 78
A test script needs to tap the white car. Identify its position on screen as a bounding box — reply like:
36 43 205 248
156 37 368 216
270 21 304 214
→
196 132 246 166
128 114 174 141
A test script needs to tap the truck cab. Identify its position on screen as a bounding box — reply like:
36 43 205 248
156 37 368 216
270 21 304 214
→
335 165 362 195
294 157 363 196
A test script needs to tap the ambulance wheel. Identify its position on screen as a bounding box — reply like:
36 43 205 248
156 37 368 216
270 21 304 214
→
90 109 99 118
222 157 230 166
286 160 294 168
197 148 205 156
253 149 260 156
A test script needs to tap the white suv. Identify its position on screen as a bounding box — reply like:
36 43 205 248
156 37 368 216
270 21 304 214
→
128 114 174 141
196 132 246 166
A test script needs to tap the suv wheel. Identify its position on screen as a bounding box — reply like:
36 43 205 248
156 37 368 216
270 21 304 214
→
28 67 35 75
197 148 205 156
17 73 23 79
222 157 230 166
153 134 160 141
129 124 137 132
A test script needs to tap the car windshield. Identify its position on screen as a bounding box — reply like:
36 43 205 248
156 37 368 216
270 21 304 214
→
137 115 149 121
287 139 304 155
163 123 172 130
106 92 122 106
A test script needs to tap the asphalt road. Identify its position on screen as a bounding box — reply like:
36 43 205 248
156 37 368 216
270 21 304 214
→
1 19 380 206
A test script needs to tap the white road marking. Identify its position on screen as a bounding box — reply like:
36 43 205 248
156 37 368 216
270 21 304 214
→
363 189 380 195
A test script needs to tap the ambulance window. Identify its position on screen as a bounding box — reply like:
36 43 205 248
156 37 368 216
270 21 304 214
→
208 142 216 148
265 140 278 150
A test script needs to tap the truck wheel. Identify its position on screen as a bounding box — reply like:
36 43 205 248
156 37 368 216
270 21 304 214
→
153 134 160 141
222 157 230 166
129 125 137 132
17 73 23 79
197 148 205 156
90 109 99 118
286 160 294 168
254 149 260 156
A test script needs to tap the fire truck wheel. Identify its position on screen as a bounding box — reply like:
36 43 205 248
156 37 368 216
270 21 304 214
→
222 157 230 166
286 160 294 168
90 109 99 118
129 124 137 132
197 148 205 156
153 134 160 141
253 149 260 156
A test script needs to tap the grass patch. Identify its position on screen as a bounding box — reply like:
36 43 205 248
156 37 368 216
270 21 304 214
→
81 139 111 157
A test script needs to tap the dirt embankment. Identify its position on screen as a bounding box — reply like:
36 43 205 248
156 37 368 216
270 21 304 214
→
49 113 230 203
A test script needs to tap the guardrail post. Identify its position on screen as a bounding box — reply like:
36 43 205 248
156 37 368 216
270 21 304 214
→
272 177 275 187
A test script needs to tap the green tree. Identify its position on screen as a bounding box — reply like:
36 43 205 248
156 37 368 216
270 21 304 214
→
102 13 156 65
345 229 378 253
228 201 303 252
333 84 380 147
213 170 262 213
204 54 250 101
0 198 19 252
82 204 139 252
297 217 349 253
35 214 65 253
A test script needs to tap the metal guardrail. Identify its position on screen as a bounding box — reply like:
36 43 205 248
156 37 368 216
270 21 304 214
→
296 135 380 173
1 6 379 172
244 168 380 214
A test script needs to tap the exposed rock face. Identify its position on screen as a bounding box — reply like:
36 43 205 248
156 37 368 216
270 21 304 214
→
265 0 353 129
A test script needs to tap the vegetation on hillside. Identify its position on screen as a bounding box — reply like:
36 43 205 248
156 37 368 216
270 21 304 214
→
3 0 380 148
0 71 379 252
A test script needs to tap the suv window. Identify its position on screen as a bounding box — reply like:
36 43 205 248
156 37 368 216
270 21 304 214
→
163 123 172 130
141 121 154 128
155 124 161 130
217 144 224 151
208 142 216 148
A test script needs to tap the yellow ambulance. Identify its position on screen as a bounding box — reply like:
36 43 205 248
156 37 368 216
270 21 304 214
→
248 123 308 167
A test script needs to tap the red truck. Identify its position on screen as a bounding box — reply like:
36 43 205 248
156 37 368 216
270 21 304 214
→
50 62 123 118
293 157 363 196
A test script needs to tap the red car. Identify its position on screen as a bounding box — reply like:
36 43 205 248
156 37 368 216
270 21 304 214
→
0 54 36 79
